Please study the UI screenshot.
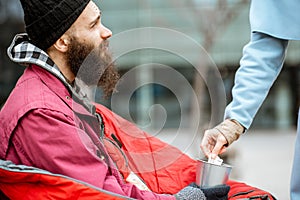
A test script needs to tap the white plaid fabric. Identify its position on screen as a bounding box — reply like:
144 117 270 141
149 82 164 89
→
7 33 68 85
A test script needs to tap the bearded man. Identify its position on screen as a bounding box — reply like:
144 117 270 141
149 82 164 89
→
0 0 210 199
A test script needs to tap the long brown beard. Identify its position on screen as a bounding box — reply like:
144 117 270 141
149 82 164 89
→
66 37 120 99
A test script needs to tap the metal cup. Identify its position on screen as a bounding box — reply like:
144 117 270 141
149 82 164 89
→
196 159 232 187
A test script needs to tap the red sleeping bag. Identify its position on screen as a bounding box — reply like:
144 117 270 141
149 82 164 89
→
95 103 276 199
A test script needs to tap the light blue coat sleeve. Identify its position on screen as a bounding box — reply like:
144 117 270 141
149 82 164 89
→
224 32 288 129
223 0 300 129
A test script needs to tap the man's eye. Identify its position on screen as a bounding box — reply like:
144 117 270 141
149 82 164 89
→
91 18 101 28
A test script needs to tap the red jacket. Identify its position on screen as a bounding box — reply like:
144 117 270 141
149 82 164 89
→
0 65 173 200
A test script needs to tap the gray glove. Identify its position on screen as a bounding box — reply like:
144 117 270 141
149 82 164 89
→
175 186 206 200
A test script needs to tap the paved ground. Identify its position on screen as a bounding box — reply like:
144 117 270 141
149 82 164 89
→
156 128 297 200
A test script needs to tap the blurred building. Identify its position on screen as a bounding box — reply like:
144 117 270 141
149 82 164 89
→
0 0 299 130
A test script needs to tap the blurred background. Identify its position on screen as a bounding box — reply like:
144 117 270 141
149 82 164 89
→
1 0 299 199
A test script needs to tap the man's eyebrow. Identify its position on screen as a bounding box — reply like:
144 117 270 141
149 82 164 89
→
89 11 102 26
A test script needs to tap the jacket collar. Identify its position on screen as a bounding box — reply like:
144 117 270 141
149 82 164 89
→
7 33 68 86
7 33 97 116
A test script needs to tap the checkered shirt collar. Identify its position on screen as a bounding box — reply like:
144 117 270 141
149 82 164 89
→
7 33 68 85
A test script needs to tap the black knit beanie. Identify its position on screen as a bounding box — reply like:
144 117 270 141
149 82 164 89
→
20 0 90 50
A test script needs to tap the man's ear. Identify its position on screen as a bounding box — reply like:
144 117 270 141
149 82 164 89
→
52 35 71 53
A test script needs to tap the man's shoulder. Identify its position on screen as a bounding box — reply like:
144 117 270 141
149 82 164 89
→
0 66 72 128
10 66 66 108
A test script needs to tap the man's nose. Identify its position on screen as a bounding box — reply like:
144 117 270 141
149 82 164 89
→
100 24 112 39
